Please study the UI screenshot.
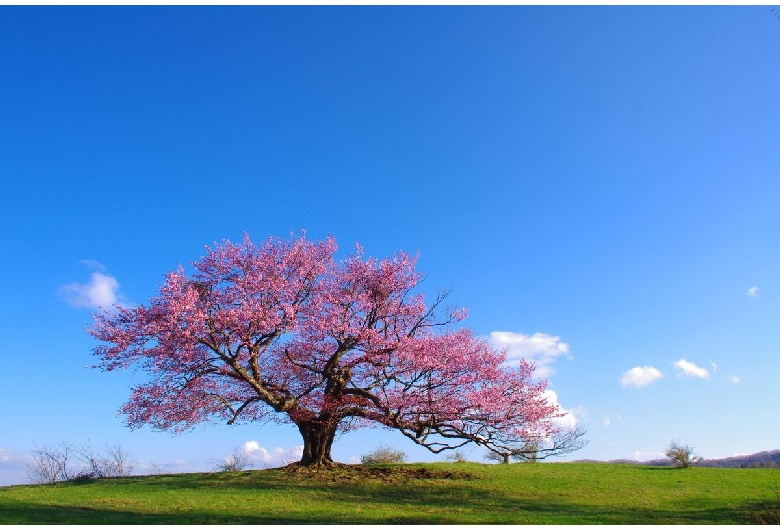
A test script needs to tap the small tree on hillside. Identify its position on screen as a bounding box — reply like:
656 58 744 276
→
483 426 587 464
89 233 584 468
76 441 136 478
26 441 77 484
26 440 136 483
361 445 407 465
665 439 702 468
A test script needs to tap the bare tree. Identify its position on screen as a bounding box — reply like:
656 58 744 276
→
484 426 588 464
26 440 136 484
26 440 77 484
484 449 512 464
512 439 541 463
444 449 469 463
103 443 136 477
665 439 702 468
148 461 170 475
75 441 137 478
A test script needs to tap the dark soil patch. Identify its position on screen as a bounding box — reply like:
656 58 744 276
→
280 463 474 484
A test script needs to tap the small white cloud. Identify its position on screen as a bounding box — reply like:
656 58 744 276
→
0 447 18 463
746 286 759 297
603 416 611 427
79 259 107 272
728 375 740 384
60 261 126 309
621 366 663 388
490 331 571 377
633 450 664 462
673 358 710 379
710 361 718 373
543 389 578 429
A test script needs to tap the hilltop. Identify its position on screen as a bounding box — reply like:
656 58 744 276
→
574 449 780 468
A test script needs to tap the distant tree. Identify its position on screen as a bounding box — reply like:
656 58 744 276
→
483 426 587 464
361 445 407 465
26 440 77 484
26 440 135 484
89 233 580 468
148 461 170 475
484 449 512 464
665 439 702 469
444 449 469 463
76 441 136 478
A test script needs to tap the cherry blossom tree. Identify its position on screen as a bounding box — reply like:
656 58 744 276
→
89 233 578 467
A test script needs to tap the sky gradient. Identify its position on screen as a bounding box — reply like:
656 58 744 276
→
1 6 779 486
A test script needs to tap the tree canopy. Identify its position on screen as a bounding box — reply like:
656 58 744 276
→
90 233 582 466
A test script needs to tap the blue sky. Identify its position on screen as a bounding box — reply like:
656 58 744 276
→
2 6 779 486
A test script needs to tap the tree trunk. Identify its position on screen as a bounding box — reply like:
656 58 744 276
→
296 421 337 467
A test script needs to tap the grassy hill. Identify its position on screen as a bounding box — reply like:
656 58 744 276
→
1 462 779 524
577 449 780 469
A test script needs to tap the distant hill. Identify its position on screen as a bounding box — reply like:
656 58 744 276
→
573 449 780 468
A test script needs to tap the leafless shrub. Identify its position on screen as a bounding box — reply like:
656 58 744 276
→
76 441 136 478
512 439 541 463
665 439 702 468
484 427 587 464
212 446 253 472
361 445 407 465
148 461 170 475
25 440 136 484
279 447 303 467
103 443 136 477
445 449 469 463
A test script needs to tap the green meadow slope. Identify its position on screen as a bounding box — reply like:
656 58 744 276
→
1 463 778 524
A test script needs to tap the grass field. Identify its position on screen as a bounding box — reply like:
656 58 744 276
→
1 462 779 524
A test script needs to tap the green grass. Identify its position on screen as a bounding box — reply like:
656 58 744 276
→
1 462 778 524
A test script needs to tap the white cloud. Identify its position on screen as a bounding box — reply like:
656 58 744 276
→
543 389 578 429
710 361 718 373
621 366 663 388
633 450 664 462
79 259 107 272
60 261 126 309
673 358 710 379
728 375 740 384
0 447 18 463
0 448 28 487
745 286 759 297
490 331 571 377
241 441 303 467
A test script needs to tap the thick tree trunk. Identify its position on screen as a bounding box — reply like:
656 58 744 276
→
296 421 338 467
